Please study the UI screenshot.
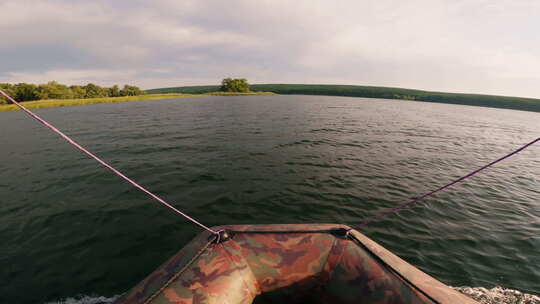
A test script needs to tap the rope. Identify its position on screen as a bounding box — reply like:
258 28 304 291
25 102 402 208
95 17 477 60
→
3 88 536 234
356 137 539 228
0 89 218 235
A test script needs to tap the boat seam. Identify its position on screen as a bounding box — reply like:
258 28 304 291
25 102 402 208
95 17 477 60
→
323 238 347 285
143 240 213 304
220 242 261 299
317 237 338 287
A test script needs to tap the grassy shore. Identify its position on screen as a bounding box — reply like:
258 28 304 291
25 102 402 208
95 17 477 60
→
148 84 540 113
0 91 276 112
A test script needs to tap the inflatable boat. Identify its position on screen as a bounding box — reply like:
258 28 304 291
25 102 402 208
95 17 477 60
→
114 224 478 304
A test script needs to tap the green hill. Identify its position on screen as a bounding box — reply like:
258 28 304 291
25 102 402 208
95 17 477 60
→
146 84 540 113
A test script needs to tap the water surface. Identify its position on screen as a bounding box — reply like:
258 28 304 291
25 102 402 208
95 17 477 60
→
1 95 539 303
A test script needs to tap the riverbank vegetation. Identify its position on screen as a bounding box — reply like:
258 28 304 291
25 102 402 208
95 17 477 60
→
5 79 537 113
148 84 540 113
0 81 143 104
0 91 276 112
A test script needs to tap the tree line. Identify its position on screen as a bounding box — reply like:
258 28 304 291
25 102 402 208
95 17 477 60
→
0 81 143 104
147 83 540 113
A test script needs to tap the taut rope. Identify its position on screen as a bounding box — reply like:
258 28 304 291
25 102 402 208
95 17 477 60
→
2 89 537 234
0 89 218 235
356 137 539 228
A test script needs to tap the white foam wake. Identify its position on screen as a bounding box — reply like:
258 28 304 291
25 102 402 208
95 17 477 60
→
44 287 540 304
45 295 120 304
453 286 540 304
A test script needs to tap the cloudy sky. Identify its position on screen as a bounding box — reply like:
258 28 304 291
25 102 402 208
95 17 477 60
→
1 0 539 97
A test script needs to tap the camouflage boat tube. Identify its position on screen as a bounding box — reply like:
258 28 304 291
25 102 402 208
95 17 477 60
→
115 224 478 304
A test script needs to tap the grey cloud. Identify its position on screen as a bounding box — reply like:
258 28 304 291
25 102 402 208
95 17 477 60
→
1 0 539 98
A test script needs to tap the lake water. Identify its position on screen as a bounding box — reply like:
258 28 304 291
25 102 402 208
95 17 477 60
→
1 95 539 304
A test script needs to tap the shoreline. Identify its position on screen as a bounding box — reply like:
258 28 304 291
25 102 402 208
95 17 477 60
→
5 84 539 114
0 92 277 113
149 84 540 113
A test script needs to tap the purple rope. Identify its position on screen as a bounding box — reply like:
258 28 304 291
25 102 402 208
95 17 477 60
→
356 137 539 228
0 89 218 235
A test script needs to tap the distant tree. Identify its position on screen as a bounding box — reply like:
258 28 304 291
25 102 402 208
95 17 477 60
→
36 81 73 99
0 83 15 104
220 78 250 92
70 85 87 99
14 83 39 101
84 83 107 98
120 84 142 96
109 84 121 97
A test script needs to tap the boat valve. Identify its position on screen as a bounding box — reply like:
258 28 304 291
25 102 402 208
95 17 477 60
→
210 229 233 244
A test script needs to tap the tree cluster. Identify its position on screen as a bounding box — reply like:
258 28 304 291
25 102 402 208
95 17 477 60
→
0 82 143 104
220 78 250 93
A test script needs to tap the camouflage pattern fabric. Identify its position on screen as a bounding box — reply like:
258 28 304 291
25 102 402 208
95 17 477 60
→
114 224 479 304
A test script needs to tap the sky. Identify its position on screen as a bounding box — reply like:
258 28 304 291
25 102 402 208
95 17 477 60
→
1 0 539 97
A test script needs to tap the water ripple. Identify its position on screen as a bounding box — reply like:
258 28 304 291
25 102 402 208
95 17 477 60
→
1 96 539 303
